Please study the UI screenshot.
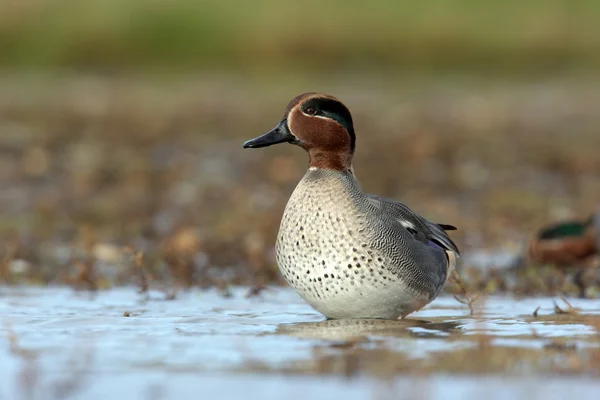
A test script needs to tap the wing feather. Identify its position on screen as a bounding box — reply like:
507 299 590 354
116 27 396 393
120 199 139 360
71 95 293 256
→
366 193 461 256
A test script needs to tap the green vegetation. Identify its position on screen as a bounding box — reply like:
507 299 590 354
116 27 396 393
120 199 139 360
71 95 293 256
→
1 0 600 74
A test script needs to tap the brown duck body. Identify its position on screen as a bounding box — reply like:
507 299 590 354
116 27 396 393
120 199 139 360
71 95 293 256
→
528 209 599 266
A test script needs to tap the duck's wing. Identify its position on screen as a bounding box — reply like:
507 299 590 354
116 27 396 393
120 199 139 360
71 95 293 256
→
366 193 461 256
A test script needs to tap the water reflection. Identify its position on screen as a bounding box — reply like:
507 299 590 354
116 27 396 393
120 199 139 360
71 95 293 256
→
275 319 462 340
2 286 600 400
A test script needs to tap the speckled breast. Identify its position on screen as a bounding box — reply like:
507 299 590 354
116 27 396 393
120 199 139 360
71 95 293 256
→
273 170 425 319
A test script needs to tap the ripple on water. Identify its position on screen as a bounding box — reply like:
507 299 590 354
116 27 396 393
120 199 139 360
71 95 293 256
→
1 286 600 399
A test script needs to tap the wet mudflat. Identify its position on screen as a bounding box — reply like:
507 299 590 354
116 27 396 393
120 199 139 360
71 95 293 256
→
3 4 600 398
2 286 600 400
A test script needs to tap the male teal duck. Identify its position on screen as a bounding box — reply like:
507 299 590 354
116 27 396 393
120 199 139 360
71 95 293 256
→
243 93 460 319
528 208 599 266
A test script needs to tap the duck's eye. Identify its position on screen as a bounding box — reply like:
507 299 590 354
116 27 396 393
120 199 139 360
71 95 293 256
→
304 107 317 115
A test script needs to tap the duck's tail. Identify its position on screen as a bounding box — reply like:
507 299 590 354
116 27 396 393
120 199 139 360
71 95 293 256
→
445 250 457 277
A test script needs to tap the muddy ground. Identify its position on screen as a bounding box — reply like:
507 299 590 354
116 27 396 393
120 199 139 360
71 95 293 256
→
1 74 599 297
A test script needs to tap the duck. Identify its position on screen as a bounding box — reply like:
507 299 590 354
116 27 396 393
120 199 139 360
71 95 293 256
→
243 92 460 319
528 208 599 266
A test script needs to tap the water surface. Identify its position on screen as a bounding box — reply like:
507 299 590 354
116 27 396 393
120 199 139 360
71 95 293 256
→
1 286 599 400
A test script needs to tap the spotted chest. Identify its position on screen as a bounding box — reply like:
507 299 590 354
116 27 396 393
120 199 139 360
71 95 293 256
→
274 173 401 306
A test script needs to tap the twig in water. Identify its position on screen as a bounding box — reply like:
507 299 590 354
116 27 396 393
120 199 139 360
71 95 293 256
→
554 296 579 315
6 323 38 400
245 283 269 298
449 269 480 315
124 246 150 298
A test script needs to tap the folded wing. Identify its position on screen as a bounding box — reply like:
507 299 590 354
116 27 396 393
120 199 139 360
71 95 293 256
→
366 193 460 256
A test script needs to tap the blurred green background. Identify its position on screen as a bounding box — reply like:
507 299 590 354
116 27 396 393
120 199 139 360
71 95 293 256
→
1 0 599 292
2 0 600 74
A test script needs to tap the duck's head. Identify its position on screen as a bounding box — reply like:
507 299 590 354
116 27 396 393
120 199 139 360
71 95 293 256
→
243 93 355 170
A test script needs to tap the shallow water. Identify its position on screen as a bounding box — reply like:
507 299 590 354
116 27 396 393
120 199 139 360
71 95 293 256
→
1 286 600 400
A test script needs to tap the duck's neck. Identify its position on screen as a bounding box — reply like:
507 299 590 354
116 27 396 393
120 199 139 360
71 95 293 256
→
302 165 362 204
308 149 353 171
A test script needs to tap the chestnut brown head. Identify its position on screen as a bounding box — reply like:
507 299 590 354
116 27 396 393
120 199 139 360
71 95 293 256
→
243 93 356 170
